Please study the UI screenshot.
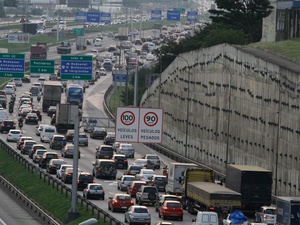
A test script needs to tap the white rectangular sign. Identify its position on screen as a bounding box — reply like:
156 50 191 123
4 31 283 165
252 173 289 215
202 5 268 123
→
8 33 30 43
115 107 163 143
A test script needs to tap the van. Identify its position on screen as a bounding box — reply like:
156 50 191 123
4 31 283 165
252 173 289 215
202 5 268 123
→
192 212 219 225
92 159 117 179
94 38 102 46
5 85 15 95
40 125 56 143
30 86 39 96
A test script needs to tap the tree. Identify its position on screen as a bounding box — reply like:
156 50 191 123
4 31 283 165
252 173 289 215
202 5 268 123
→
209 0 273 43
0 3 6 18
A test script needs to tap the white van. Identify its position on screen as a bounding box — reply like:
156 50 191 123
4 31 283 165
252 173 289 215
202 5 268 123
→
40 125 56 143
94 38 102 46
192 211 219 225
5 85 15 95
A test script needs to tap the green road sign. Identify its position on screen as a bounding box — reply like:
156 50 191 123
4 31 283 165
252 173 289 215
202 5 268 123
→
73 28 84 36
0 53 25 78
60 55 93 80
173 8 185 14
30 59 55 74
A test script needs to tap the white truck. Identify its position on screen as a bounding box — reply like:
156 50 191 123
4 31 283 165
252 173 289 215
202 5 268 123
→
54 104 78 134
165 162 197 195
76 36 87 50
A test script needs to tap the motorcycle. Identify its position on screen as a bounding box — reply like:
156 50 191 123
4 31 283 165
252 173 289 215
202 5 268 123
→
18 121 23 129
9 107 13 115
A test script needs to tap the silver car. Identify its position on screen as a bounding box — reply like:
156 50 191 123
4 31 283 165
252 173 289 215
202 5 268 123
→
116 143 135 158
83 183 105 200
143 154 161 169
117 175 137 191
56 164 73 179
32 149 47 163
61 143 81 158
125 206 151 225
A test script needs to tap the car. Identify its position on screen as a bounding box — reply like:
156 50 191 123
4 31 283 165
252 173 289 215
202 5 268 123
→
117 175 137 191
47 106 56 117
61 167 74 183
254 206 276 224
30 73 41 78
29 86 39 96
108 194 134 212
21 75 31 83
92 159 117 179
113 154 128 169
90 127 107 139
5 85 15 95
115 143 135 158
108 45 117 52
136 185 159 205
21 140 37 155
135 169 155 181
124 206 151 225
37 77 47 86
127 181 147 197
19 107 32 118
96 145 114 159
50 135 66 150
56 164 72 179
36 29 44 34
124 165 143 176
155 195 181 212
158 200 183 221
7 82 17 91
0 120 16 133
143 154 161 169
0 96 7 109
94 38 102 46
17 136 33 150
49 74 58 81
132 159 148 168
40 125 56 143
29 144 46 159
13 78 22 87
74 133 88 146
33 82 43 92
99 67 107 76
77 172 95 191
39 152 59 169
6 129 22 142
148 175 167 192
46 159 67 174
103 132 115 145
35 124 47 136
83 183 105 200
25 113 39 125
102 61 113 71
30 109 42 121
61 143 80 158
32 149 47 163
146 53 155 61
65 130 75 142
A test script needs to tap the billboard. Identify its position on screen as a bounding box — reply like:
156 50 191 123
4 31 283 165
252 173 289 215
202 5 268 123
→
68 0 89 8
8 33 30 44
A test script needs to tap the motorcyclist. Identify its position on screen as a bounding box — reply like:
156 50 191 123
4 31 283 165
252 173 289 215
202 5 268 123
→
37 92 41 102
18 117 23 129
8 101 14 115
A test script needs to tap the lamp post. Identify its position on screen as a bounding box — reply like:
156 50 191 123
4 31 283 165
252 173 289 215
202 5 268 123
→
167 53 191 158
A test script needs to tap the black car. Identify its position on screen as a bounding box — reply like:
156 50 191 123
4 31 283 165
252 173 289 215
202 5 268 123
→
25 113 39 125
39 152 59 169
147 175 168 192
0 97 7 109
96 145 114 159
65 130 75 142
50 135 66 150
21 75 31 83
21 140 37 155
46 159 66 174
90 128 107 139
103 132 115 145
0 120 16 133
112 154 128 169
30 109 42 121
77 172 95 191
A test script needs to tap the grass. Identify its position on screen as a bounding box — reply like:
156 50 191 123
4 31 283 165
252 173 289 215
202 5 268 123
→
0 149 109 225
109 86 126 116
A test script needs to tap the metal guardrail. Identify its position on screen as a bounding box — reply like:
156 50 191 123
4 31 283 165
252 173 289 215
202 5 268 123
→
0 139 124 225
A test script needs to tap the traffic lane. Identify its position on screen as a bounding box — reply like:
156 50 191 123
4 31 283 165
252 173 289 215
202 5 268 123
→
0 186 43 225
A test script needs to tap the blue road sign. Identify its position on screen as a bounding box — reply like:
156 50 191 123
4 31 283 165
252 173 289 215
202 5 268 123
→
112 70 127 82
0 53 25 78
60 55 93 80
151 10 162 21
87 12 100 23
76 12 87 22
187 11 198 22
100 12 111 23
167 10 180 21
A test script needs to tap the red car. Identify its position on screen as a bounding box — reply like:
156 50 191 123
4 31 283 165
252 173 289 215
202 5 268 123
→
127 181 147 197
158 200 183 221
108 194 134 212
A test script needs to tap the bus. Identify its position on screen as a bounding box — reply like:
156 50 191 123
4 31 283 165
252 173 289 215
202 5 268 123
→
65 84 83 109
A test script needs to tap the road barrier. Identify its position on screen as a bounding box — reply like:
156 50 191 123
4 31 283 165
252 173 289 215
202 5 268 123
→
0 139 124 225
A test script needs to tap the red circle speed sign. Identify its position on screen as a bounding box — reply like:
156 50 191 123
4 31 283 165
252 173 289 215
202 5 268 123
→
144 112 158 127
120 111 135 126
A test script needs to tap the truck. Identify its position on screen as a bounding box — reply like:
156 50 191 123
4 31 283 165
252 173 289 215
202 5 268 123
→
42 81 62 112
55 103 78 133
275 196 300 225
57 41 72 54
76 36 87 50
30 42 47 59
116 27 129 41
165 162 198 195
225 164 273 212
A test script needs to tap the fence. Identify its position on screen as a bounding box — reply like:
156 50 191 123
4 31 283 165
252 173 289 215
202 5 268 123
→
0 139 124 225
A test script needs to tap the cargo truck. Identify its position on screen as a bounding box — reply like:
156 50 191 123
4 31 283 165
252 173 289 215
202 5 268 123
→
275 196 300 225
76 36 87 50
116 27 129 41
54 103 79 134
30 42 47 59
225 165 273 212
42 81 62 112
166 162 198 195
57 41 72 54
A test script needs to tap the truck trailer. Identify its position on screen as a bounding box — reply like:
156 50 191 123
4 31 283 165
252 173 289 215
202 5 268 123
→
42 81 62 112
225 164 272 212
57 41 72 54
30 42 47 59
275 196 300 225
55 103 78 133
76 36 87 50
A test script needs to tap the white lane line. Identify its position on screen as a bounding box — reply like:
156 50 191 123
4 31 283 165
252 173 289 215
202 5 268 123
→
0 218 7 225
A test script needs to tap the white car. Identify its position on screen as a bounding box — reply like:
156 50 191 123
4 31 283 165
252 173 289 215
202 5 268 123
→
36 29 44 34
94 38 102 46
56 164 73 179
33 82 43 92
7 129 22 142
146 53 155 61
13 78 22 87
99 67 107 76
5 85 15 95
135 169 155 181
36 124 48 136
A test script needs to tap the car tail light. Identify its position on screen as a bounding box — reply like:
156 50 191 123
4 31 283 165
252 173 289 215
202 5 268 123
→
13 124 16 127
132 149 135 152
114 200 118 203
87 190 90 193
77 180 80 184
67 134 71 136
8 134 11 136
124 160 128 162
130 200 134 204
1 124 4 127
51 165 56 168
34 156 39 159
122 181 124 184
114 159 117 162
19 134 22 137
119 148 123 152
209 207 215 211
153 181 156 184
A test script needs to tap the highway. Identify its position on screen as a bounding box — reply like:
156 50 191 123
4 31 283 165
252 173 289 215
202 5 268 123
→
0 34 197 225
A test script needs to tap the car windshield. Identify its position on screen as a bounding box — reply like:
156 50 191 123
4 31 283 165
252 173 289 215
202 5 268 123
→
143 170 155 174
101 147 112 151
90 185 103 190
130 166 142 170
10 130 20 134
124 177 136 181
265 209 275 214
148 156 158 159
134 208 148 213
45 129 55 132
117 195 131 200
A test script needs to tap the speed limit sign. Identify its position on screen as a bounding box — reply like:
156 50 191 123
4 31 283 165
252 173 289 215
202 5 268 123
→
116 107 139 142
